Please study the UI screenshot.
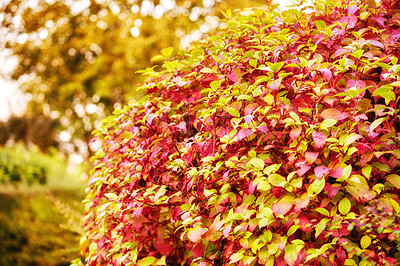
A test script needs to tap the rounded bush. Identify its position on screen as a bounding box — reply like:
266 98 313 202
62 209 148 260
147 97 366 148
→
81 1 400 265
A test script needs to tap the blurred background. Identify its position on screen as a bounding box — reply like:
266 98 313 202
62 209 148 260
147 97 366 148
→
0 0 291 264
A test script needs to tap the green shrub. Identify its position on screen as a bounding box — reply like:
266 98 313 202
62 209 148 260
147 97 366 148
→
0 144 48 185
81 0 400 265
0 143 86 189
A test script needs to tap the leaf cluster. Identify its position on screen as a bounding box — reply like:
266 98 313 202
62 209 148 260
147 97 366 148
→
82 0 400 265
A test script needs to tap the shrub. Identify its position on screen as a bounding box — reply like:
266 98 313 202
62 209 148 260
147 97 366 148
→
81 0 400 265
0 144 48 185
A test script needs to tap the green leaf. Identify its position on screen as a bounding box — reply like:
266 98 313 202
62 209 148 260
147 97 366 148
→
315 207 330 216
362 165 372 178
250 157 265 170
320 119 337 129
268 173 286 187
238 95 254 101
104 193 118 201
370 117 385 132
287 225 300 236
161 47 174 57
312 177 325 194
386 174 400 188
284 244 298 265
360 235 371 249
227 107 240 117
338 198 351 215
230 252 244 263
342 165 352 180
271 62 285 72
344 134 362 146
137 257 157 266
315 20 327 30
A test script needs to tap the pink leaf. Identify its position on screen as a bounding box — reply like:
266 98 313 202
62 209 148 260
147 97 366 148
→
312 131 327 149
244 115 254 124
305 152 319 165
177 122 187 131
329 168 343 179
248 180 256 194
295 195 310 211
297 164 311 177
338 15 357 28
347 79 366 90
315 166 329 179
368 40 385 49
237 128 253 141
333 48 351 58
290 127 302 139
187 227 206 243
348 4 358 14
257 125 269 133
228 72 238 83
320 68 332 82
296 161 311 176
325 183 340 198
272 196 294 215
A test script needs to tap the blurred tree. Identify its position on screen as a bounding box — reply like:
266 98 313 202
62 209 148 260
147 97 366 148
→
0 0 265 156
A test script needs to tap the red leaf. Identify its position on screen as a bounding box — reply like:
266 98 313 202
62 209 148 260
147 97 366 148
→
324 183 340 198
228 72 238 83
248 180 256 194
305 152 318 164
171 206 181 222
312 131 327 149
192 242 205 258
320 108 342 120
338 15 357 28
154 240 173 255
298 215 311 232
336 248 347 264
314 166 329 179
237 128 253 141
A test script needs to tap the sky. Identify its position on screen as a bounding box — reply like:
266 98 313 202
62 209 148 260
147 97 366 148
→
0 0 295 122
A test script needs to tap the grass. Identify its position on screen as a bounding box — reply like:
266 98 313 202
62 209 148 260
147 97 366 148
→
0 144 88 265
0 188 86 266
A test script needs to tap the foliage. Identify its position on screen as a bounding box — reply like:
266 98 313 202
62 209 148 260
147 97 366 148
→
81 0 400 265
0 189 84 265
0 115 59 152
0 0 265 155
0 144 48 185
0 143 87 187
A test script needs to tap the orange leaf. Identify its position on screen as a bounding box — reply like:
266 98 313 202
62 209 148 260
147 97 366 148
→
320 108 342 120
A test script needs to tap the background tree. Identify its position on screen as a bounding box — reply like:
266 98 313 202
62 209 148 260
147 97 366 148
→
0 0 265 156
